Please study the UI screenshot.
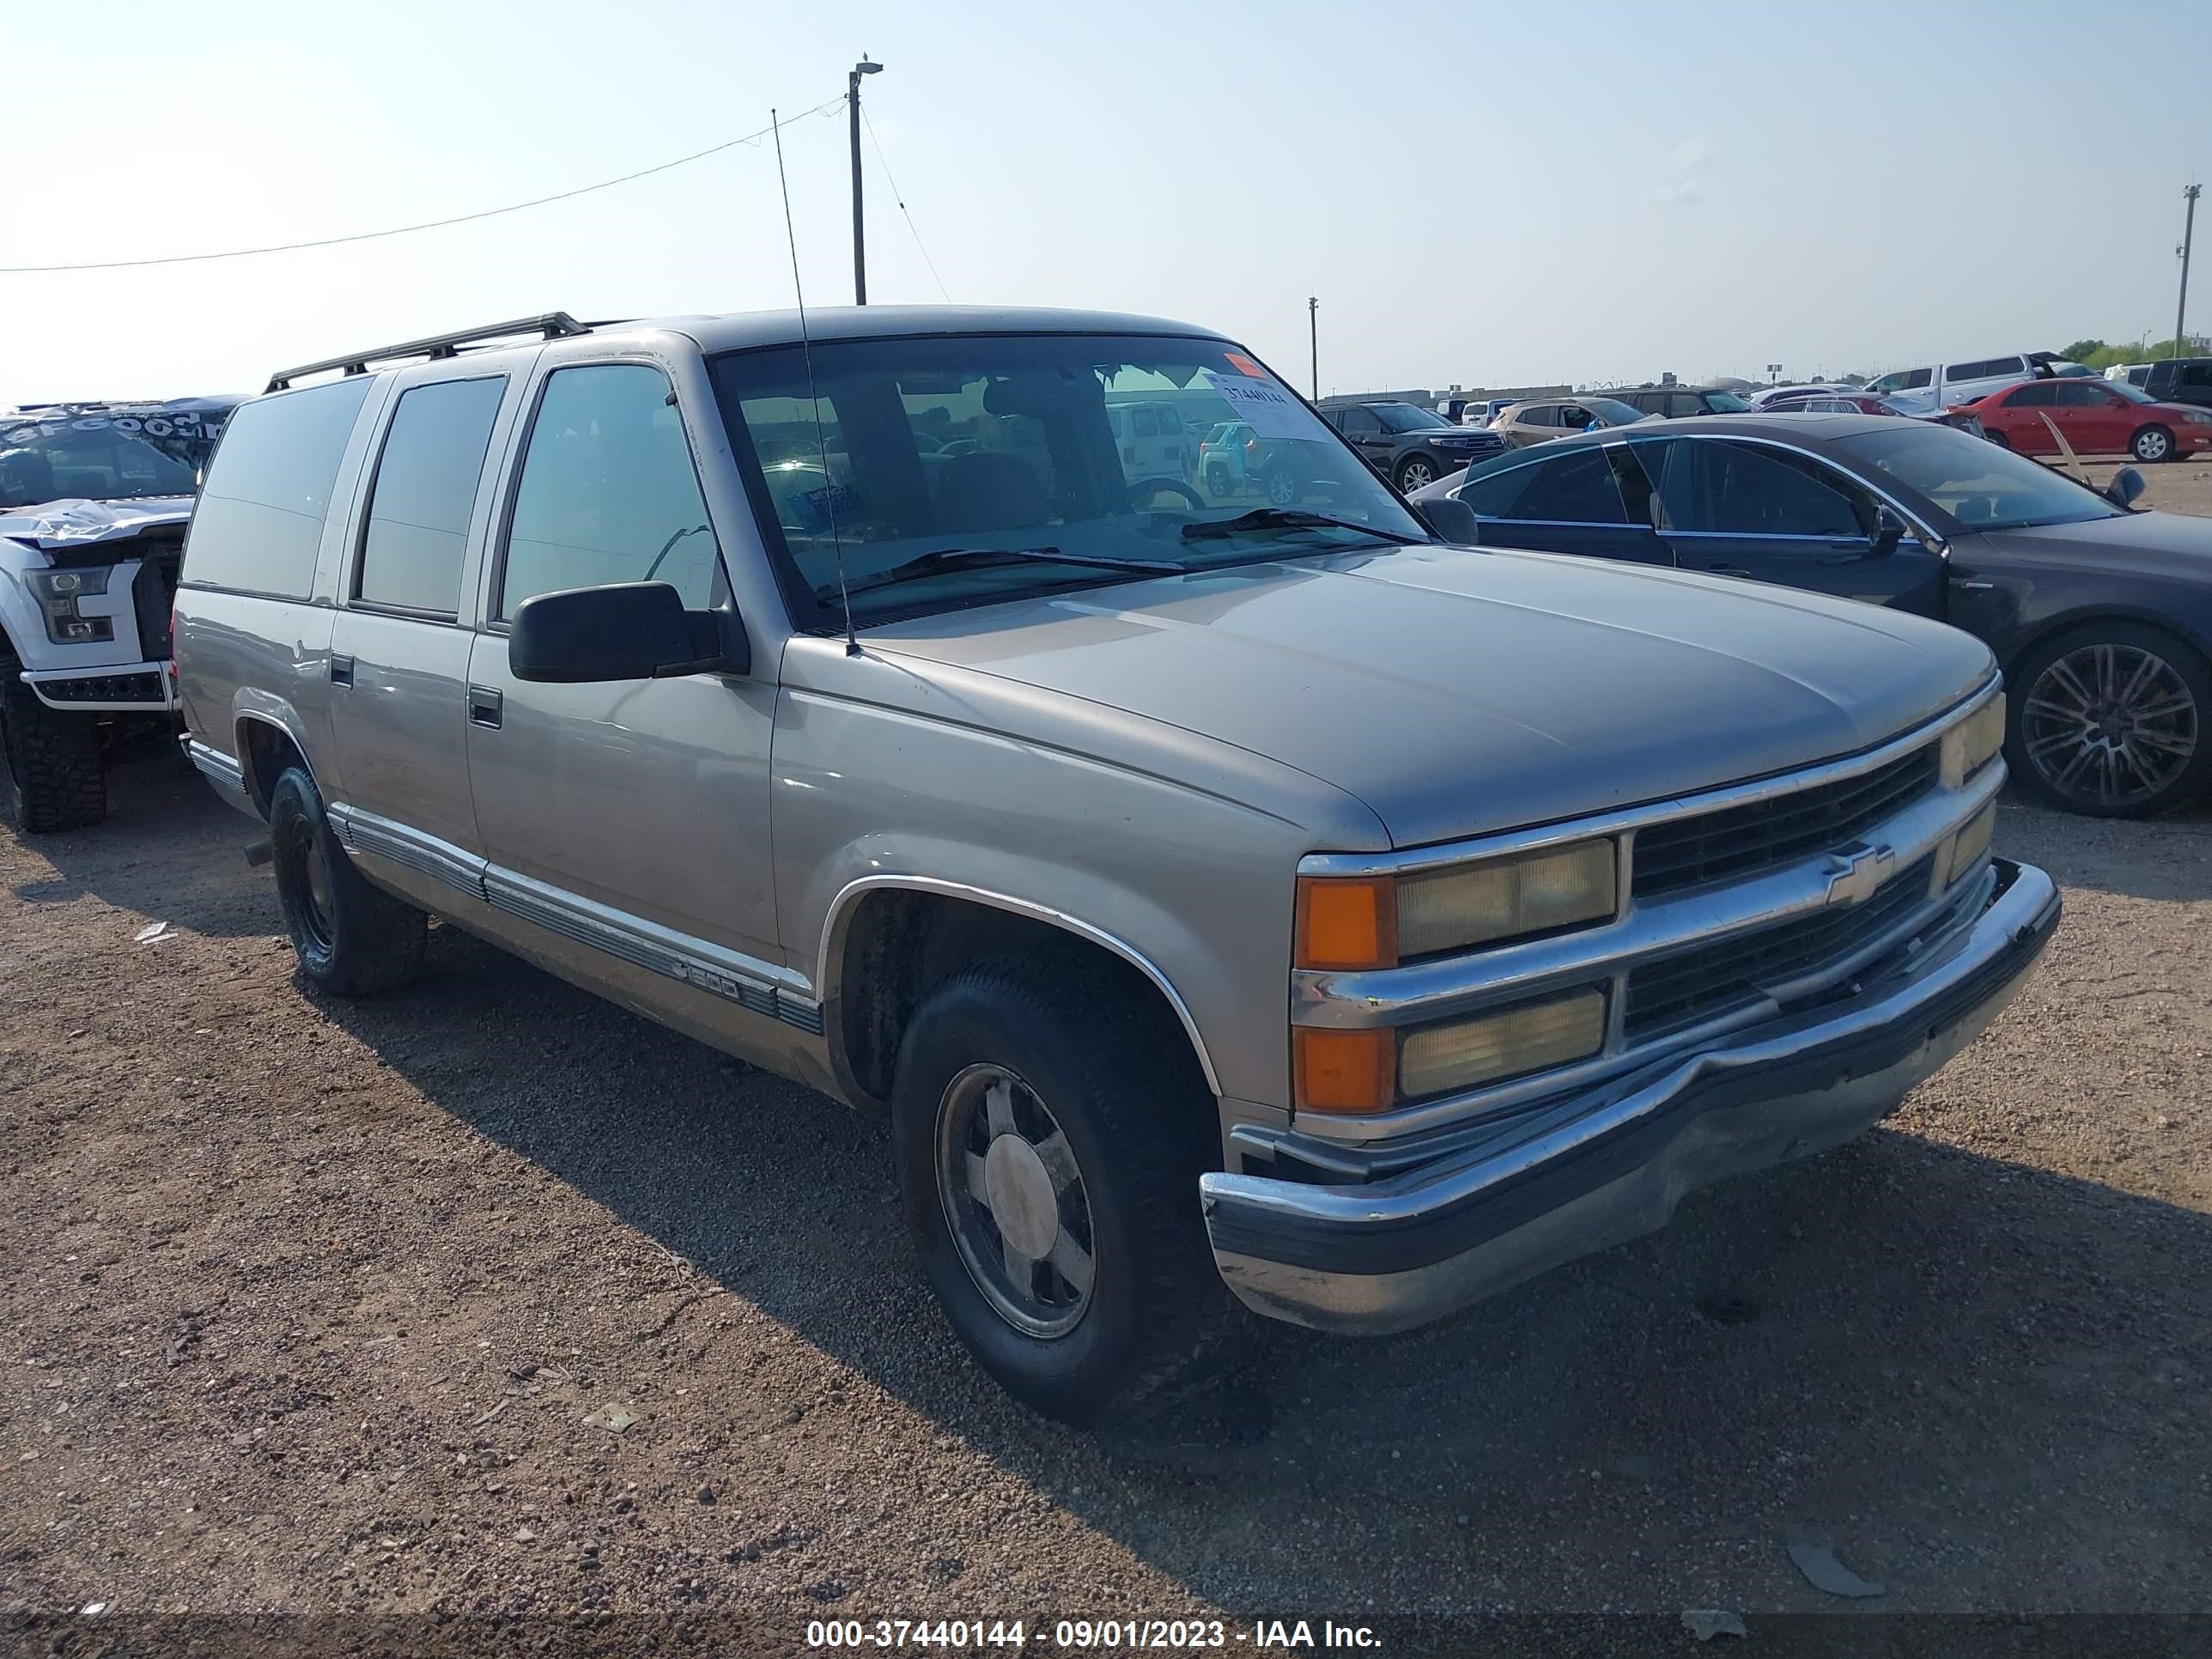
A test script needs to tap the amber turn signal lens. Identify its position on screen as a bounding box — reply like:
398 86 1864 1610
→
1294 876 1399 970
1293 1027 1397 1115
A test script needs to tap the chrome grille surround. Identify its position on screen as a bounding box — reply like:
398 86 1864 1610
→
1292 678 2006 1143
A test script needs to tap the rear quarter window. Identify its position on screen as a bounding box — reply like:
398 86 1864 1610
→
184 380 375 599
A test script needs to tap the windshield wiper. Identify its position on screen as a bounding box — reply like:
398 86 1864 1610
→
821 544 1182 604
1181 507 1426 545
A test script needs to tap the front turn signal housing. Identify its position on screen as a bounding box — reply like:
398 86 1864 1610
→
1293 1027 1397 1115
1294 875 1398 971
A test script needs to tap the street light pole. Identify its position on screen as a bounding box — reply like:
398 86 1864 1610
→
849 57 883 305
2176 182 2201 359
1308 296 1318 399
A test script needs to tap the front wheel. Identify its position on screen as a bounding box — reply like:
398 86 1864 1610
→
268 767 428 994
1395 454 1439 493
1263 466 1301 506
891 951 1224 1424
2130 424 2173 463
0 673 105 833
2007 623 2210 817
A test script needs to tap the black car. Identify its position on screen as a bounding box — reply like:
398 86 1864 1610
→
2138 358 2212 412
1319 400 1504 493
1413 414 2212 817
1606 386 1758 419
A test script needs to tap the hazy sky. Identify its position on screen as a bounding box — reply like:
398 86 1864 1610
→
4 0 2205 409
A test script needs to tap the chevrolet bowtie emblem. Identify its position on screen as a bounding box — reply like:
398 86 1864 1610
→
1823 842 1897 907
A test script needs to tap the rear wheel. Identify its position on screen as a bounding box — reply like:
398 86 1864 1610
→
891 950 1224 1424
268 767 428 994
0 672 105 834
1982 428 2012 450
2007 623 2210 817
2130 424 2174 464
1263 465 1301 506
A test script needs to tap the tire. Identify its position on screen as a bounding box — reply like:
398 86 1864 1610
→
1263 466 1300 507
1205 462 1234 498
2130 424 2173 464
1982 428 2011 450
267 766 428 994
1395 454 1439 493
2005 623 2212 817
890 949 1224 1425
0 672 105 833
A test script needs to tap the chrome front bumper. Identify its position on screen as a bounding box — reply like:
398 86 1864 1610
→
1200 857 2059 1334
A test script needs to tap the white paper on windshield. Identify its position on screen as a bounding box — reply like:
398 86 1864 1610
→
1203 370 1310 440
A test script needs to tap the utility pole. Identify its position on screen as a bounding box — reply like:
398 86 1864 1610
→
849 57 883 305
2176 182 2201 359
1308 296 1319 399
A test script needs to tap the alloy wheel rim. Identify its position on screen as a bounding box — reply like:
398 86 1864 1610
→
2023 641 2198 808
1402 460 1433 489
935 1063 1096 1338
1267 471 1297 504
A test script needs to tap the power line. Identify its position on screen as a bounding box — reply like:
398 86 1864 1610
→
860 102 951 302
0 97 849 275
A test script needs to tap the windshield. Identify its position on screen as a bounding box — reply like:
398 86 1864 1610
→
1838 424 2123 531
710 334 1429 626
0 404 231 509
1375 403 1455 433
1703 391 1753 412
1583 397 1645 425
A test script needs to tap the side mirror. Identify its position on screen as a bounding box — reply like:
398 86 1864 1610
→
1415 495 1480 544
509 581 747 684
1870 506 1907 558
2106 467 2146 509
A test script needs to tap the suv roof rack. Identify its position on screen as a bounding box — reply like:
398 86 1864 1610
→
264 312 594 393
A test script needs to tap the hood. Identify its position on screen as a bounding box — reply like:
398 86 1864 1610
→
1977 507 2212 577
0 495 195 562
861 544 1994 848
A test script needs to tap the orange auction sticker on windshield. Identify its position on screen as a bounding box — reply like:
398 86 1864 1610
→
1222 350 1267 378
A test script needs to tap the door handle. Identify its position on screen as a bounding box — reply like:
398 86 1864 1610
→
329 653 354 688
1705 563 1753 577
468 685 503 729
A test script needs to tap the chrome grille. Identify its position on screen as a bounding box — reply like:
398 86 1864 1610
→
1623 854 1937 1042
1632 745 1940 899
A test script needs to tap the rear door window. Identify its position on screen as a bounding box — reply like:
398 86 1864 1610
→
1651 439 1872 539
1510 447 1632 523
499 364 722 618
2006 383 2057 406
184 379 375 599
354 376 507 617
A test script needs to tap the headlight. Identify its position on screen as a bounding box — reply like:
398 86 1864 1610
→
1295 838 1620 969
1939 694 2005 787
1293 988 1608 1114
2188 412 2212 425
1944 801 1996 887
1398 988 1607 1100
26 564 116 645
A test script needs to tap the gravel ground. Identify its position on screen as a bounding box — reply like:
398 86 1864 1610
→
4 495 2212 1647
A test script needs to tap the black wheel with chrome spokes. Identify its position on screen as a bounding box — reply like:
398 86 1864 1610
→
2008 624 2212 817
936 1063 1096 1338
891 949 1224 1424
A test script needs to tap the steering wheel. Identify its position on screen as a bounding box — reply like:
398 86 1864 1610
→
1127 476 1206 513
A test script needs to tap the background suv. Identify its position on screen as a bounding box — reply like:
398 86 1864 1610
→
1319 399 1502 491
1491 395 1652 447
2138 358 2212 412
1607 386 1756 419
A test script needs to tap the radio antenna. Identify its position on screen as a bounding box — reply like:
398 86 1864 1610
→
771 106 858 656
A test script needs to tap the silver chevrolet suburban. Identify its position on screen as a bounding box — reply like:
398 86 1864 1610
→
173 307 2059 1423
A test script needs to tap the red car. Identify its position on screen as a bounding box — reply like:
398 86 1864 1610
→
1954 377 2212 464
